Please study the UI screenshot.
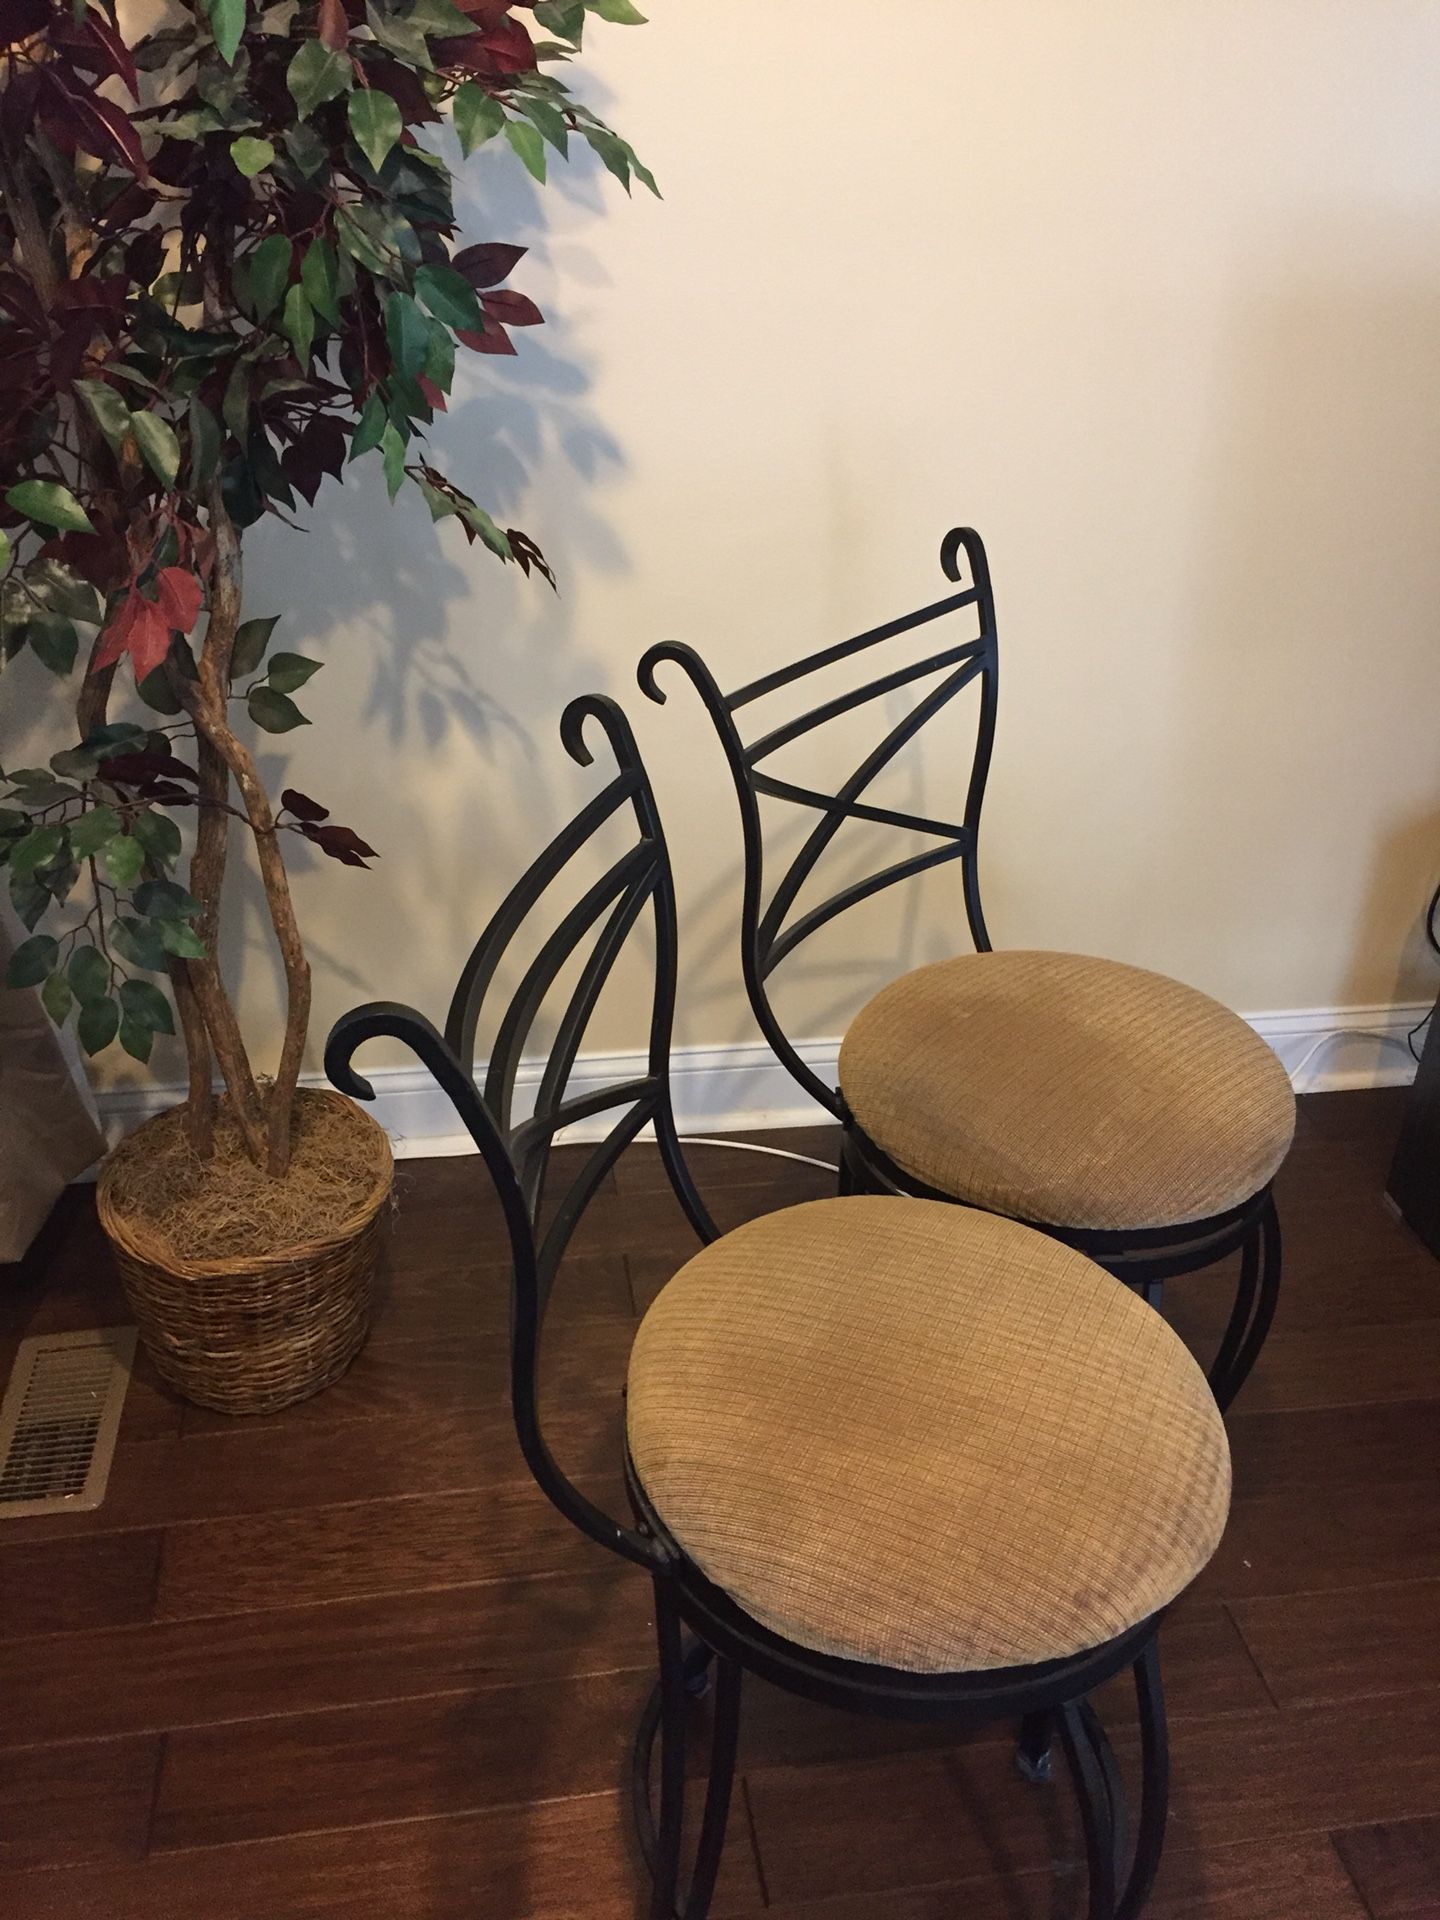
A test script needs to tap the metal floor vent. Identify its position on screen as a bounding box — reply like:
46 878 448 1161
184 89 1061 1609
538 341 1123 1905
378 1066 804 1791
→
0 1328 136 1518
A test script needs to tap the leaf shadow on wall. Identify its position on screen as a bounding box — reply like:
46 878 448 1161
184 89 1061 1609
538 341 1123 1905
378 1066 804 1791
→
228 137 641 1057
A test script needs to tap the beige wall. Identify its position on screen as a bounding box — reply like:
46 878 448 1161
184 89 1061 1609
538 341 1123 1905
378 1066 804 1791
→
15 1 1440 1089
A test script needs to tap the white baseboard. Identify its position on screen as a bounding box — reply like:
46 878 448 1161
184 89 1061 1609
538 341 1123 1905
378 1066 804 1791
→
91 1001 1427 1159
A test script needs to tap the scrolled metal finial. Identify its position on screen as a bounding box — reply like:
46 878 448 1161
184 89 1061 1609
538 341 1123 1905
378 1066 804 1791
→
637 640 731 726
559 690 641 774
940 525 992 600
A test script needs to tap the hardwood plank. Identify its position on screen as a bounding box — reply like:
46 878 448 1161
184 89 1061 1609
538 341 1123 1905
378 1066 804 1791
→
1 1399 620 1545
0 1532 162 1638
0 1787 760 1920
0 1735 159 1872
1203 1477 1440 1602
155 1478 629 1620
613 1126 842 1197
153 1669 656 1850
1333 1815 1440 1918
371 1251 632 1344
180 1307 635 1436
745 1745 1078 1905
1227 1400 1440 1497
0 1568 654 1746
754 1834 1368 1920
1232 1578 1440 1708
1222 1317 1440 1414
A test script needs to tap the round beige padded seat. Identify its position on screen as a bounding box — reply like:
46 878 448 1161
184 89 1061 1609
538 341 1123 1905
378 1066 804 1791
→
626 1197 1231 1674
838 950 1296 1233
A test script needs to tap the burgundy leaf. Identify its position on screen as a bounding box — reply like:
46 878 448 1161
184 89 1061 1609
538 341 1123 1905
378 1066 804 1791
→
98 749 200 787
46 72 148 177
83 8 140 99
0 272 48 336
300 821 378 867
318 0 349 51
0 0 50 48
93 589 171 679
154 568 202 634
451 242 526 290
507 528 556 590
457 324 516 357
366 58 442 125
481 289 542 328
50 530 129 593
281 788 330 823
416 373 448 413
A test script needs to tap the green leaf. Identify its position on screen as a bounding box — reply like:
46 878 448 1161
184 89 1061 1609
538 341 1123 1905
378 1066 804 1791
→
188 397 221 489
137 665 184 713
365 4 431 67
265 651 322 694
119 977 176 1035
247 685 309 732
453 82 505 156
412 262 483 332
103 833 145 889
223 359 252 442
406 0 474 31
5 481 94 534
287 37 351 118
76 379 133 454
423 323 455 394
134 878 202 920
248 232 292 321
385 292 428 378
281 283 315 365
349 391 387 460
10 824 66 881
348 88 402 173
69 805 122 860
27 615 79 676
418 480 459 523
119 1014 154 1063
133 810 182 868
285 122 329 178
231 614 278 677
27 559 102 624
112 916 169 971
461 503 513 560
5 933 58 989
204 0 246 63
338 203 417 278
130 411 182 488
78 994 120 1056
68 944 111 1005
230 135 275 177
41 968 73 1025
517 96 568 156
504 118 547 182
380 421 407 501
588 0 647 20
158 919 207 959
534 1 585 41
300 238 340 324
9 875 48 931
0 530 9 573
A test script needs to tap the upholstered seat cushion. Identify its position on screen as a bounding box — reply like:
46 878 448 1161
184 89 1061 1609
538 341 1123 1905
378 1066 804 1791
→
626 1197 1230 1674
839 951 1295 1232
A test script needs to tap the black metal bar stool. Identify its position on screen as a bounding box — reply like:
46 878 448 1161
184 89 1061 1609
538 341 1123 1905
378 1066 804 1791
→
638 529 1294 1409
326 692 1232 1917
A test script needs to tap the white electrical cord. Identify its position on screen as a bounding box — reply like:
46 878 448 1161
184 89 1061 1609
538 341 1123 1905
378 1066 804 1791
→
681 1135 839 1174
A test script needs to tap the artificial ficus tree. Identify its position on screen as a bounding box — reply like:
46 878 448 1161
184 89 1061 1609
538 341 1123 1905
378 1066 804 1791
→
0 0 655 1175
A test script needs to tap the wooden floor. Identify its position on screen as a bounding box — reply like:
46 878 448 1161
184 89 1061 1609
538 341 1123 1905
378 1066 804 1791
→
1 1089 1439 1917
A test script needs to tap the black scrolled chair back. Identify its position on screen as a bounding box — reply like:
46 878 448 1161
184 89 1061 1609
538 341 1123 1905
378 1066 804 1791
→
638 527 1000 1117
324 691 716 1574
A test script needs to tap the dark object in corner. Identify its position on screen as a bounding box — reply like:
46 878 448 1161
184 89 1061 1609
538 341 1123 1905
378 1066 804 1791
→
1388 992 1440 1259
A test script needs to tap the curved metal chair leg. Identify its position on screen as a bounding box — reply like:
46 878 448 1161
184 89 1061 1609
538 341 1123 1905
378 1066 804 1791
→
1016 1710 1055 1783
632 1601 742 1920
1078 1702 1129 1893
1060 1701 1118 1919
1210 1193 1282 1412
683 1656 742 1920
640 1580 688 1920
1117 1638 1169 1920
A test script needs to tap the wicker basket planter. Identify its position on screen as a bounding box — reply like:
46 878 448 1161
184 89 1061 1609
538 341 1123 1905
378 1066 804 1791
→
96 1092 392 1416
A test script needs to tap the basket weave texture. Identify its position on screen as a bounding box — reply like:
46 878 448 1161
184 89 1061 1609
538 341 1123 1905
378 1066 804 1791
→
97 1095 392 1416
